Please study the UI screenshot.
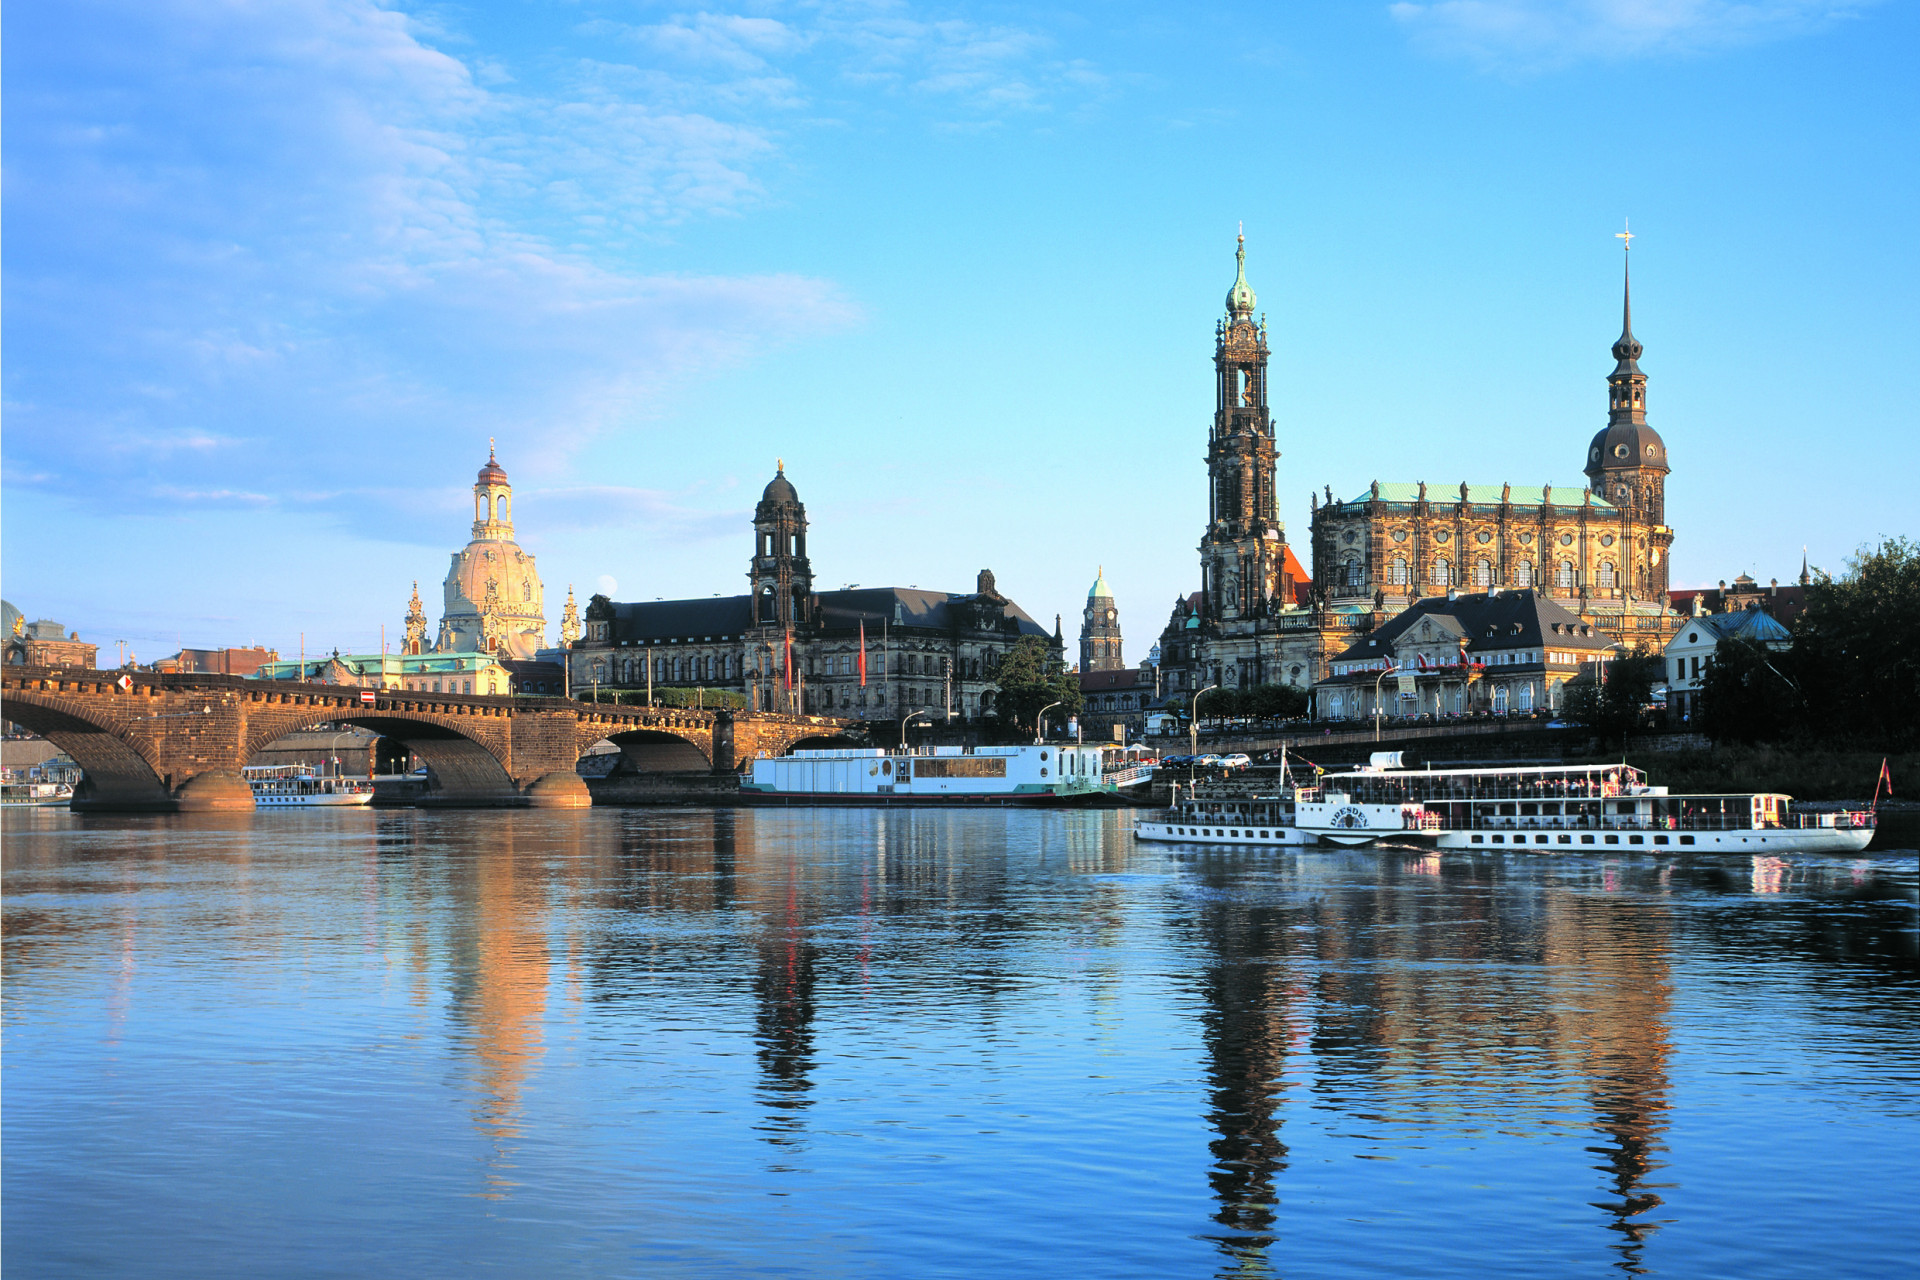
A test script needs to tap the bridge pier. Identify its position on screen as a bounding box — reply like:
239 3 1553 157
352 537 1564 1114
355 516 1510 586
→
523 771 592 809
173 770 255 812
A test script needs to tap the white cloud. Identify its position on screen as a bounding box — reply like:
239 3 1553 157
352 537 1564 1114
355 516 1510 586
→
1389 0 1874 68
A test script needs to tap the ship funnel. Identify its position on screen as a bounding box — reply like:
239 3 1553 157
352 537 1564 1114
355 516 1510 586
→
1368 751 1405 770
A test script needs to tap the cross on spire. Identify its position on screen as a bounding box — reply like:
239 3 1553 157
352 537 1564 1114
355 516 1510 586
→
1615 218 1634 253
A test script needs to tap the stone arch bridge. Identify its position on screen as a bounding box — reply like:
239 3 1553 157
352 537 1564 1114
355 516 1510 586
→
1 666 856 811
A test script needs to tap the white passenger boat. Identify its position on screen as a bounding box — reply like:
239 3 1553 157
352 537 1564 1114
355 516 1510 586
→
244 766 375 808
1133 748 1317 847
742 744 1114 805
1 780 74 808
1289 754 1876 854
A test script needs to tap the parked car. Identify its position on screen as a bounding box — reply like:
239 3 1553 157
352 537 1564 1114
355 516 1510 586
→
1196 754 1224 768
1220 753 1252 769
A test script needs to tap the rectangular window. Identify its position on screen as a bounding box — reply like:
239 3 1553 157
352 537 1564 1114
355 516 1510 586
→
1471 835 1484 844
1680 835 1695 845
1580 834 1595 844
1558 835 1571 844
1604 834 1619 844
1630 835 1644 845
911 758 1009 779
1654 836 1669 846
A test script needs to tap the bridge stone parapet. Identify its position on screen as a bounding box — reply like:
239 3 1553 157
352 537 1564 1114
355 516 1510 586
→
0 666 858 811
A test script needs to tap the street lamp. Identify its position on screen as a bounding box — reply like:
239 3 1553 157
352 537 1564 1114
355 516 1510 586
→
1371 662 1400 743
1188 684 1218 758
901 707 931 750
1035 700 1063 745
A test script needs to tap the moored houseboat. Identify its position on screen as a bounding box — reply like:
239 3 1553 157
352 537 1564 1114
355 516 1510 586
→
741 745 1114 805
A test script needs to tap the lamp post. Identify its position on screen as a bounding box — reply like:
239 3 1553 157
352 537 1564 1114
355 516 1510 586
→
901 708 930 750
1188 684 1218 758
1035 700 1063 745
1371 662 1400 743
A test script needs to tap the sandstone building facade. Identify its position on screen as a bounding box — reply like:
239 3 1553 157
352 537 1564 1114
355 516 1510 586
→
572 466 1063 721
1156 237 1683 705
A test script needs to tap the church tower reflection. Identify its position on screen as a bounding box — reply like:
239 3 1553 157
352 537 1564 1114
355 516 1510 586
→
1545 888 1675 1274
752 843 821 1159
1194 886 1301 1269
445 824 552 1196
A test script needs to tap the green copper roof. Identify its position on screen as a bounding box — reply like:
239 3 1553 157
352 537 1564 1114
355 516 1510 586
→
1225 235 1256 315
1088 566 1113 599
1345 482 1618 511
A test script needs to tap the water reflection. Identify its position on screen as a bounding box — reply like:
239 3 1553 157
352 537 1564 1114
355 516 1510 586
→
2 809 1915 1280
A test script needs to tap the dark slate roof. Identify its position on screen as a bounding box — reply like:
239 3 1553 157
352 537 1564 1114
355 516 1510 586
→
600 587 1050 644
1331 590 1617 663
1079 668 1154 693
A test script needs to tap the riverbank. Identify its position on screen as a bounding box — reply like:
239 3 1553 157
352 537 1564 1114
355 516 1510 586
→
1619 744 1915 803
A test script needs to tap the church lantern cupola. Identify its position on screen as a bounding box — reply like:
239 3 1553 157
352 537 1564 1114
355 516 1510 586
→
1081 567 1124 672
749 460 813 628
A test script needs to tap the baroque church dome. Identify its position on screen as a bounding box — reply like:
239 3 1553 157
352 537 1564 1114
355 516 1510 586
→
437 445 547 660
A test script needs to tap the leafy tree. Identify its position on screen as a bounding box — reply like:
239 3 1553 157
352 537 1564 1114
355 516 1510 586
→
987 636 1080 737
1697 637 1803 743
1247 683 1310 721
1791 537 1920 745
1560 649 1664 739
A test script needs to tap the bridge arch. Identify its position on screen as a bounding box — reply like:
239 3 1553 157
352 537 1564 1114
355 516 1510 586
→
0 692 173 809
590 727 715 776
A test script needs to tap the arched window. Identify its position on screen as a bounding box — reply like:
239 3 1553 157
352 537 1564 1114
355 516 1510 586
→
1344 559 1364 589
1516 559 1534 588
1473 557 1493 587
1557 560 1576 589
1389 557 1409 586
671 657 683 682
1433 558 1452 587
1599 560 1617 589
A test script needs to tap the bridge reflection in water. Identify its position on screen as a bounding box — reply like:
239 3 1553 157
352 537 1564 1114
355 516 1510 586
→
3 811 1914 1277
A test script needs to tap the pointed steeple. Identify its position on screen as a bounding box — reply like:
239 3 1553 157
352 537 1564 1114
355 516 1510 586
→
560 584 582 645
1225 227 1257 318
1612 252 1644 373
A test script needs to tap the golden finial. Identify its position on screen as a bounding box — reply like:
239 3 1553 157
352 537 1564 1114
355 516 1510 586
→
1615 218 1634 253
777 456 784 472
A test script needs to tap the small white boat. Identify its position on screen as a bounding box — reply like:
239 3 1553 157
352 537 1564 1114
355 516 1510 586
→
1134 748 1317 847
244 766 375 808
1 780 74 808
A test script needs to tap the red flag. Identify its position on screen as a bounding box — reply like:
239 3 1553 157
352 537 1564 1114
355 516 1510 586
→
1873 757 1893 810
858 621 868 686
783 630 793 690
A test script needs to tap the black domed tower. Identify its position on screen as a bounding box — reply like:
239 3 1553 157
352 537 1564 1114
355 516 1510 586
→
1584 244 1669 524
750 461 813 627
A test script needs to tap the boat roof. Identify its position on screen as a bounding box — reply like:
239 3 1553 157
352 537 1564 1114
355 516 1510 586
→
1323 762 1639 780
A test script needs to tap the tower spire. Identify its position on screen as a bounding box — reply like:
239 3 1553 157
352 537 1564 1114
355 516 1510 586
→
1226 228 1256 317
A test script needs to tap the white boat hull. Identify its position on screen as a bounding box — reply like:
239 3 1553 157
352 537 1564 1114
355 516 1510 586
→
1133 818 1317 847
253 791 373 807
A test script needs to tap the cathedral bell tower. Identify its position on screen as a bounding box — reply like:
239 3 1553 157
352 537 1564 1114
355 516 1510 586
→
1200 232 1286 623
749 461 813 628
1584 230 1669 524
1080 567 1123 672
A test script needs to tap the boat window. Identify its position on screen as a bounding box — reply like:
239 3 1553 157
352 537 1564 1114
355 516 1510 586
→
1491 834 1503 843
1680 835 1695 845
1230 831 1239 838
1580 834 1595 844
1499 803 1516 816
1259 831 1269 839
1557 835 1571 844
1520 803 1538 816
1630 835 1644 845
1605 835 1619 844
1654 836 1669 845
1471 834 1484 843
1535 835 1548 844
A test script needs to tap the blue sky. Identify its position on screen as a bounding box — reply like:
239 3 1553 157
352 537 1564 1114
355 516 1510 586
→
5 0 1915 662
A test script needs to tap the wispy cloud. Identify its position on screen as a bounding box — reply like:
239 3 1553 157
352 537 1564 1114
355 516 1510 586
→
1389 0 1874 70
3 0 856 527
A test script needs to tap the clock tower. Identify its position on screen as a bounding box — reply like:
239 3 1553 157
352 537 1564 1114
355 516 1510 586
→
1080 568 1124 672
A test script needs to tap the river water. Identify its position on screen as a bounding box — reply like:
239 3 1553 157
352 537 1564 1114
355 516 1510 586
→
4 807 1917 1278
